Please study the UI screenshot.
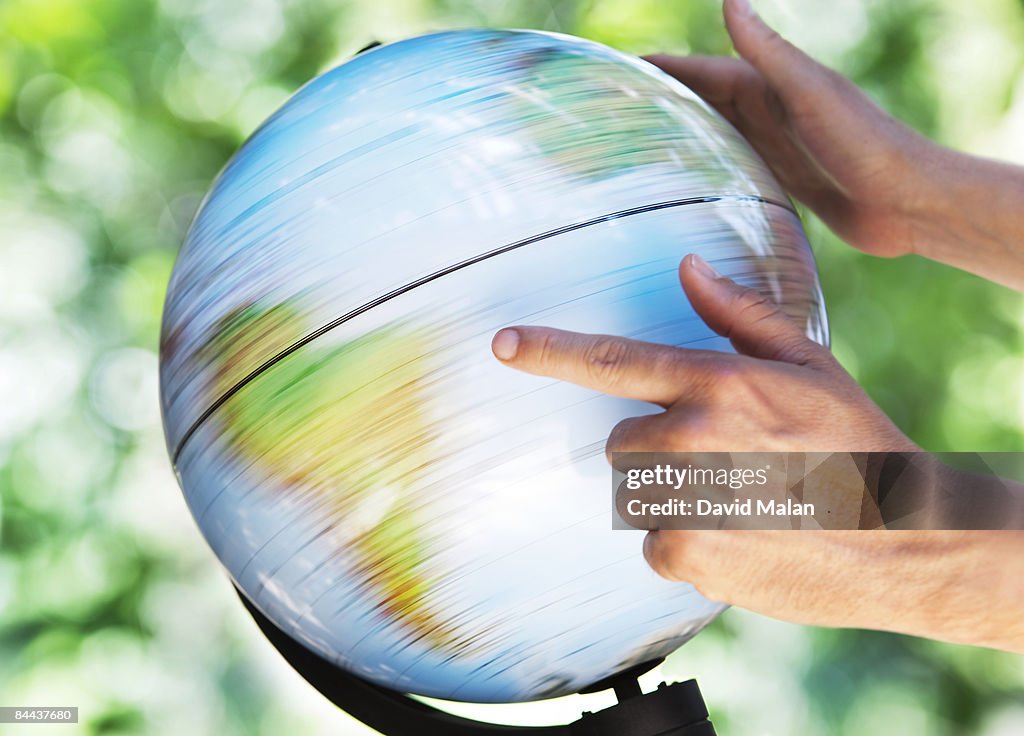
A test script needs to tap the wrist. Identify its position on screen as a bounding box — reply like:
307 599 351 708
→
894 140 960 260
862 530 972 643
900 145 1024 288
868 455 1024 651
910 531 1024 652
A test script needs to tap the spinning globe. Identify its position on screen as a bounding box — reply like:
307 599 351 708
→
160 29 828 703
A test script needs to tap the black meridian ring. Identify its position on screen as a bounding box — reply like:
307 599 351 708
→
172 193 796 462
236 584 718 736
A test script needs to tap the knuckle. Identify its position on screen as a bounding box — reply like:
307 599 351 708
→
707 357 745 387
650 532 710 585
650 346 685 378
584 337 631 386
728 287 786 337
701 359 750 404
606 417 641 457
534 330 560 370
776 334 818 364
762 26 786 49
732 286 776 320
646 534 688 582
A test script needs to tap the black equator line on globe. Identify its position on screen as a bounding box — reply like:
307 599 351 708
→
172 193 795 462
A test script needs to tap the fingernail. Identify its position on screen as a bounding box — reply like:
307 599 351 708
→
492 328 520 360
689 254 721 280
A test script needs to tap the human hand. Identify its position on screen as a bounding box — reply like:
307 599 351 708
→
491 255 1024 652
646 0 942 259
641 527 1024 654
491 253 916 454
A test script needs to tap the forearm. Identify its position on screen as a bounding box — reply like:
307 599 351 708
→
895 531 1024 653
867 460 1024 651
670 463 1024 654
910 147 1024 290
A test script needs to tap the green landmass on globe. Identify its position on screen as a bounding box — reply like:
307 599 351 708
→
202 301 487 654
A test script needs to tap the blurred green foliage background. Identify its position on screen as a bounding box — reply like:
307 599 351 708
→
1 0 1022 734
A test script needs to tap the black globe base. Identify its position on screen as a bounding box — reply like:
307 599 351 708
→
237 587 718 736
572 679 716 736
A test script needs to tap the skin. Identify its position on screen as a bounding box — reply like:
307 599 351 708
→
491 0 1024 653
646 0 1024 290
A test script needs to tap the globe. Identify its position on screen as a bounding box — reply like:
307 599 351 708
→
160 28 829 704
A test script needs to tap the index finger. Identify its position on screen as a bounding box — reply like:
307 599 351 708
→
491 326 719 407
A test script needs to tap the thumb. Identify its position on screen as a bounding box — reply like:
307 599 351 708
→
680 254 831 367
723 0 835 105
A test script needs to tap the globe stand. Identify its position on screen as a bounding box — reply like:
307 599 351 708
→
237 587 718 735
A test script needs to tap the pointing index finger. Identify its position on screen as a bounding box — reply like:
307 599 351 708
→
491 326 716 407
